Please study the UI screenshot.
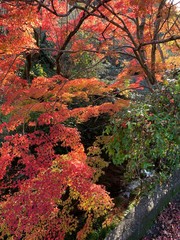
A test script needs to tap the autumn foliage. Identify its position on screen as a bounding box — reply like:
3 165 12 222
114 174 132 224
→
0 73 130 238
0 0 179 239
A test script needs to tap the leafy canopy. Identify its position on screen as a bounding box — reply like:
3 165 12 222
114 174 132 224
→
0 0 179 239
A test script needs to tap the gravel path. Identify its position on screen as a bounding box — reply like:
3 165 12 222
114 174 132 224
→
143 194 180 240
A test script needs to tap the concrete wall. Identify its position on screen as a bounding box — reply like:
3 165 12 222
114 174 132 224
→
105 170 180 240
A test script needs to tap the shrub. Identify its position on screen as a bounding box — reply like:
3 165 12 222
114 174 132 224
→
104 79 180 187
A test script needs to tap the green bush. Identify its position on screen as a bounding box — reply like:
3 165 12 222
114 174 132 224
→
71 52 102 79
104 79 180 186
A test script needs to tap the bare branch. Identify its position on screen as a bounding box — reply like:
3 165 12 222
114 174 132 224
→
139 35 180 47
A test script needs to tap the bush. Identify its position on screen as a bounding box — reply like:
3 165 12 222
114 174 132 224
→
104 79 180 187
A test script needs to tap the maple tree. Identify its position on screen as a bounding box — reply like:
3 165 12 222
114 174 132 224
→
0 0 179 239
1 0 179 84
0 73 129 238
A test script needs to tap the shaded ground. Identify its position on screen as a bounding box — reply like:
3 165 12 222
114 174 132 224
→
143 194 180 240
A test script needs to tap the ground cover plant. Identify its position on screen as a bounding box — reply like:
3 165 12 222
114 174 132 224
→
0 0 180 239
